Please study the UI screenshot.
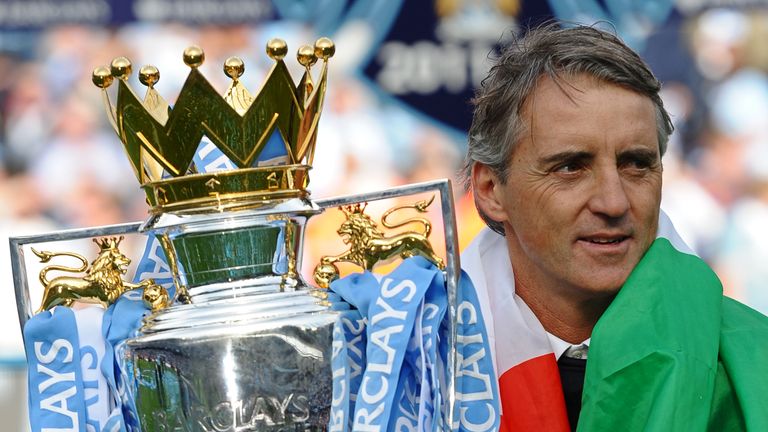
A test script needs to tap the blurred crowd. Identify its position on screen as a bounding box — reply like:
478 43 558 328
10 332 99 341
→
2 9 768 362
657 9 768 316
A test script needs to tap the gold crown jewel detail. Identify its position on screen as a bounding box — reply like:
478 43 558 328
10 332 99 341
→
92 37 335 213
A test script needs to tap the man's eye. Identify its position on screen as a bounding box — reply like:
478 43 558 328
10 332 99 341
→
554 162 583 173
622 158 653 171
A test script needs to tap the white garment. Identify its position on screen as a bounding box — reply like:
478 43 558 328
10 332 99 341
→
461 227 552 379
545 332 590 360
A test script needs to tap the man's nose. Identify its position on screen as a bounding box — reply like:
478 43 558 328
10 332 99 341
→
588 168 630 219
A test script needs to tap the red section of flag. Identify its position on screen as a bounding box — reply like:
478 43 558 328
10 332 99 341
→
498 353 570 432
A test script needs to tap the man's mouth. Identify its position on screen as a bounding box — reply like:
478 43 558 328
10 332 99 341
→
583 236 628 244
578 233 631 247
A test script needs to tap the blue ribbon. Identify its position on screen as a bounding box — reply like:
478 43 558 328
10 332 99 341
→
388 259 447 432
329 257 500 432
23 259 157 432
132 236 174 295
100 291 151 431
330 314 352 431
331 259 433 430
24 307 87 432
451 270 499 431
330 307 368 431
415 270 448 430
192 135 289 170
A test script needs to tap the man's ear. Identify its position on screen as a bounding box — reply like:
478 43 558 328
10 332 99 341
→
471 163 508 224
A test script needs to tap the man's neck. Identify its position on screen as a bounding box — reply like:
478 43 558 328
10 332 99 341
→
514 274 614 344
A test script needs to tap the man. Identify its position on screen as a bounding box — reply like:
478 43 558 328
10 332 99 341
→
462 24 768 431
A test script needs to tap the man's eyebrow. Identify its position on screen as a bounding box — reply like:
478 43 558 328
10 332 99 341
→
617 147 660 162
539 150 593 165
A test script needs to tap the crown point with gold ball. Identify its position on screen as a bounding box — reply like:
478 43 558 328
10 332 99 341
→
266 38 288 60
110 56 132 80
314 37 335 60
139 65 160 88
223 56 245 80
297 45 317 68
94 36 335 212
183 45 205 68
92 66 114 88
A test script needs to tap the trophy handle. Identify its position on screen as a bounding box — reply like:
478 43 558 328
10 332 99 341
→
314 178 461 431
10 222 143 329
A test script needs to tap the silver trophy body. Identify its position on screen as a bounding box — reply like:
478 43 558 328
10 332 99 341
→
121 199 336 431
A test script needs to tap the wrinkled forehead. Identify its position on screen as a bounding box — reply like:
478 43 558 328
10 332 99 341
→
523 73 656 124
523 72 647 110
517 74 659 152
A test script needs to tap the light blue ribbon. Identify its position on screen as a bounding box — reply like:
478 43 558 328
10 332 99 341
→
131 236 174 295
416 272 448 430
388 260 447 432
330 314 352 431
24 307 88 432
331 259 434 430
100 290 150 432
329 258 500 432
450 270 499 431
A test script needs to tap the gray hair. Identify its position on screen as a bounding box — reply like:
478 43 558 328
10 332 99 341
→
464 24 674 235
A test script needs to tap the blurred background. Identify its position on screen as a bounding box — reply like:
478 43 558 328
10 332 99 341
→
3 0 768 429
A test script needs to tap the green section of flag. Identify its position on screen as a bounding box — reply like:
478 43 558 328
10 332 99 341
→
578 238 768 431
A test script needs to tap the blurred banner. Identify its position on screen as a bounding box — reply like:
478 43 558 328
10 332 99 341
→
0 0 275 28
0 0 690 133
4 0 768 133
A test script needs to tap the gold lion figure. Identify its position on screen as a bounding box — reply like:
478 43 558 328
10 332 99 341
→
33 236 167 313
314 197 445 288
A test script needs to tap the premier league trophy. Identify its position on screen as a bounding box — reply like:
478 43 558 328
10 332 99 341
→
93 38 340 430
11 36 480 432
103 39 340 430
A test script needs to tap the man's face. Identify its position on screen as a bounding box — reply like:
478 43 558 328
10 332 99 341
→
476 74 662 302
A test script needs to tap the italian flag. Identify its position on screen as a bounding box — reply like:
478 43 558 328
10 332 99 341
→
462 213 768 431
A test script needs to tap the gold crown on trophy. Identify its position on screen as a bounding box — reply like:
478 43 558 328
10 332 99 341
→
91 37 335 214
